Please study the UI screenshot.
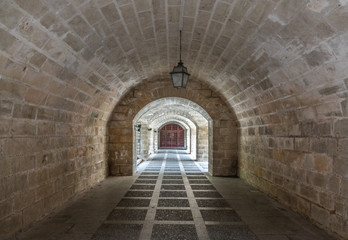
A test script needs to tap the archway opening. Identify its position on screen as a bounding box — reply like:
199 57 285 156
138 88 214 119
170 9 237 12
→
107 79 238 177
132 97 212 173
159 123 185 149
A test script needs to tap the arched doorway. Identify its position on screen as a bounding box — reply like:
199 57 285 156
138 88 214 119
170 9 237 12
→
107 80 238 177
159 123 185 149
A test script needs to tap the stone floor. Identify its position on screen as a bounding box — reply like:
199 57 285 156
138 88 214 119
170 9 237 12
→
13 151 337 240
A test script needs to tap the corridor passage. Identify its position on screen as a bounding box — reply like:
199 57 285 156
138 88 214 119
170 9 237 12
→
15 151 336 240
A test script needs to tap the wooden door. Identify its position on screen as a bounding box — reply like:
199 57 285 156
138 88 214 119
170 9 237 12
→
159 124 185 148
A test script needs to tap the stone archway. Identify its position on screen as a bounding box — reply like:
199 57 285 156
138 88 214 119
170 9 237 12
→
133 96 211 166
107 79 238 177
133 96 212 175
149 117 196 159
159 123 185 148
154 120 192 153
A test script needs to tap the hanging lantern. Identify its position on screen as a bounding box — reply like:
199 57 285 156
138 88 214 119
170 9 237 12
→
170 30 190 88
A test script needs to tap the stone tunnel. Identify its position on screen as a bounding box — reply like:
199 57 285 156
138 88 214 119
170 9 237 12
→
0 0 348 239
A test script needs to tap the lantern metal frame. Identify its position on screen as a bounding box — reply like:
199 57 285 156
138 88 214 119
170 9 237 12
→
170 30 190 88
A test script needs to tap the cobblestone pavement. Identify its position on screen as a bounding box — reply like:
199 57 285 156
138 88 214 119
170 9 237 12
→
14 151 337 240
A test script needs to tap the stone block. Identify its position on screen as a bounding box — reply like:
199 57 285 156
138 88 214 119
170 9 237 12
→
81 3 103 25
335 119 348 137
248 127 255 135
36 152 54 169
305 46 331 68
318 122 332 136
0 157 12 178
111 113 128 121
0 79 27 101
278 137 294 150
213 1 230 22
327 5 348 32
276 187 293 206
40 12 57 29
101 3 120 23
0 198 12 220
46 96 76 112
0 214 22 239
25 88 47 105
294 137 310 152
316 102 342 120
68 15 90 38
13 189 35 212
319 192 335 211
310 138 336 156
63 33 84 52
28 169 48 188
299 184 319 203
4 138 39 156
15 0 48 18
13 104 37 119
0 119 11 137
0 2 23 29
341 178 348 198
338 139 348 159
37 108 56 121
295 196 311 216
342 99 348 117
44 191 62 212
300 121 319 137
12 120 36 136
307 171 327 189
0 100 13 117
22 200 45 227
37 122 55 135
0 28 17 50
311 204 330 228
313 154 332 173
119 165 133 176
14 173 28 193
327 175 340 194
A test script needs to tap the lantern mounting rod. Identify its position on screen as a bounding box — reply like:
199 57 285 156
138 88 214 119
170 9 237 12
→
179 30 182 62
169 30 190 88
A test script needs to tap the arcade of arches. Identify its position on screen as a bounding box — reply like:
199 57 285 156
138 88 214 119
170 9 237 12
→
159 123 185 148
107 80 237 177
1 0 348 239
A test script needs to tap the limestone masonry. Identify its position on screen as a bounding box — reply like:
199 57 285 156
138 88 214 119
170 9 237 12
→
1 0 348 239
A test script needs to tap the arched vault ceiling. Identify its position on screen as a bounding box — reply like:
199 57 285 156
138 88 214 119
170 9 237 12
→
134 97 211 125
1 0 348 124
149 115 196 129
137 104 209 125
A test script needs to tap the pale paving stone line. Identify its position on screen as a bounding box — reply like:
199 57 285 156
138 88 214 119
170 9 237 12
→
194 160 207 173
177 151 210 240
138 152 167 240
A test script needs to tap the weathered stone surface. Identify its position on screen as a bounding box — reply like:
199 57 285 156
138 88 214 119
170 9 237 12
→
311 204 330 228
68 15 90 38
335 119 348 137
0 2 23 29
63 33 84 52
0 1 348 239
108 79 237 177
0 214 22 239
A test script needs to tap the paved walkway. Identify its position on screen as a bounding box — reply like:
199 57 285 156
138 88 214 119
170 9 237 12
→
14 151 337 240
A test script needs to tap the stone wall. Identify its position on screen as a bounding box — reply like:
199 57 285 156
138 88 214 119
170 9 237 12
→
238 118 348 238
0 108 108 238
1 0 348 239
107 79 238 177
147 114 200 160
197 125 209 162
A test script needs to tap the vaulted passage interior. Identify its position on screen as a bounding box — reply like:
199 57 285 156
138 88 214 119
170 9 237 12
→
107 82 237 177
1 0 348 239
159 123 185 148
